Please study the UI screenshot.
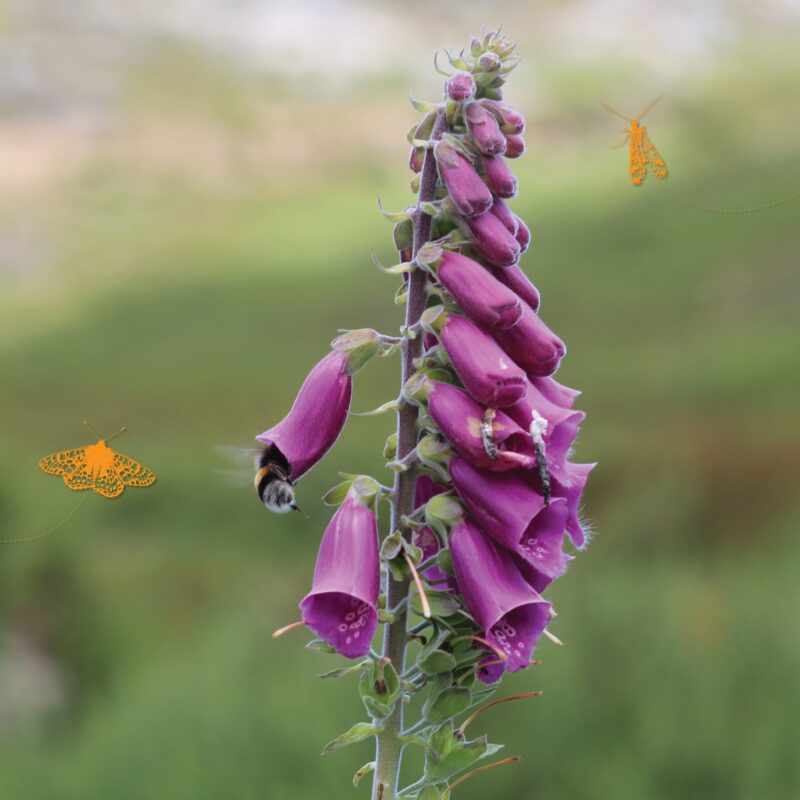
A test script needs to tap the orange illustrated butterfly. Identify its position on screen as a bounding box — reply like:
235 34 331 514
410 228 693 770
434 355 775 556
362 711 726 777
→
601 93 668 186
39 421 157 498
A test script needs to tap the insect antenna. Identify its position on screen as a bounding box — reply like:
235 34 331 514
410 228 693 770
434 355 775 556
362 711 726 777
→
290 503 310 519
104 426 127 442
599 101 630 121
636 93 663 121
82 419 102 439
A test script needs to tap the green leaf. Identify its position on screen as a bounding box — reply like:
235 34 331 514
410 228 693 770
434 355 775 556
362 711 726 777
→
306 638 337 655
362 695 391 719
317 660 370 679
321 722 381 755
428 736 487 781
436 549 455 576
321 480 352 507
381 531 404 561
428 722 456 759
412 591 460 618
425 686 472 724
353 761 375 787
409 95 442 113
418 785 448 800
399 733 428 749
418 650 458 675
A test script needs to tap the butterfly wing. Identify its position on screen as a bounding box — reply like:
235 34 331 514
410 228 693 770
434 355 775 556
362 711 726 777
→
93 465 125 498
643 132 668 179
64 460 96 491
39 448 86 477
628 134 648 186
111 451 157 488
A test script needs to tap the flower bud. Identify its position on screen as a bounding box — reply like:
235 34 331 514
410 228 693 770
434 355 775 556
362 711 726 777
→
480 99 525 135
433 140 493 217
432 250 522 331
514 215 531 252
492 304 566 377
445 71 476 101
481 154 517 198
488 263 540 311
300 486 380 658
427 381 537 471
489 196 518 234
504 134 526 159
256 350 352 481
463 101 507 156
478 51 502 72
437 311 526 407
467 210 521 266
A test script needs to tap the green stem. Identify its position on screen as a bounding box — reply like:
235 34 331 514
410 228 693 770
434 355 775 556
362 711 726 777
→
372 108 447 800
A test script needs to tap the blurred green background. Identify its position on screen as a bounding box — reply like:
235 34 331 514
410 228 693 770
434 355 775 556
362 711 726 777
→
1 1 798 798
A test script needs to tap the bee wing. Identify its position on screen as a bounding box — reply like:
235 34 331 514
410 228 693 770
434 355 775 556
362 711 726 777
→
642 131 668 179
214 444 261 468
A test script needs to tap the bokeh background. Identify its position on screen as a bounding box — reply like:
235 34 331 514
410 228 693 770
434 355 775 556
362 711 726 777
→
1 1 799 798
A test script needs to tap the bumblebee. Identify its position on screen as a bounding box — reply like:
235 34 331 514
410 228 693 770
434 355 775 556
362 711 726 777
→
254 445 304 515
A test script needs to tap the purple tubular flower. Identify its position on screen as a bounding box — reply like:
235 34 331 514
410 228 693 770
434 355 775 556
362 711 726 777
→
299 488 379 658
256 350 351 481
506 378 585 467
445 71 476 101
481 154 517 198
450 457 545 549
489 197 518 234
451 518 551 676
531 375 580 408
467 211 521 267
492 304 566 377
439 313 526 407
514 215 531 252
549 460 595 549
488 263 540 312
514 498 570 592
427 381 536 471
504 134 526 159
463 101 507 156
435 251 522 331
433 140 492 218
480 99 526 135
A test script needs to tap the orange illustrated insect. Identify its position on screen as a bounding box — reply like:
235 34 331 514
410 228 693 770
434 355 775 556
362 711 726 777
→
39 421 157 499
601 94 668 186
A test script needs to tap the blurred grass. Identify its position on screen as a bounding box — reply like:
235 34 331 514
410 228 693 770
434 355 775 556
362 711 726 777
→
1 21 800 800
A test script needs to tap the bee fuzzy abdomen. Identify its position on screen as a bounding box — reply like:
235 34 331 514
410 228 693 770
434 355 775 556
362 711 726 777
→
261 479 296 513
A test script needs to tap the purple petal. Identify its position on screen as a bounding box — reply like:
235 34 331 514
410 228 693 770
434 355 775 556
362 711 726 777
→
515 498 570 591
506 379 585 467
481 155 517 198
439 314 526 408
428 382 536 471
434 141 492 218
488 263 540 312
467 212 521 267
464 101 507 156
436 251 522 332
256 350 352 480
300 491 379 658
451 519 551 675
450 457 545 550
513 216 531 252
491 304 566 377
489 197 518 234
548 461 596 549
